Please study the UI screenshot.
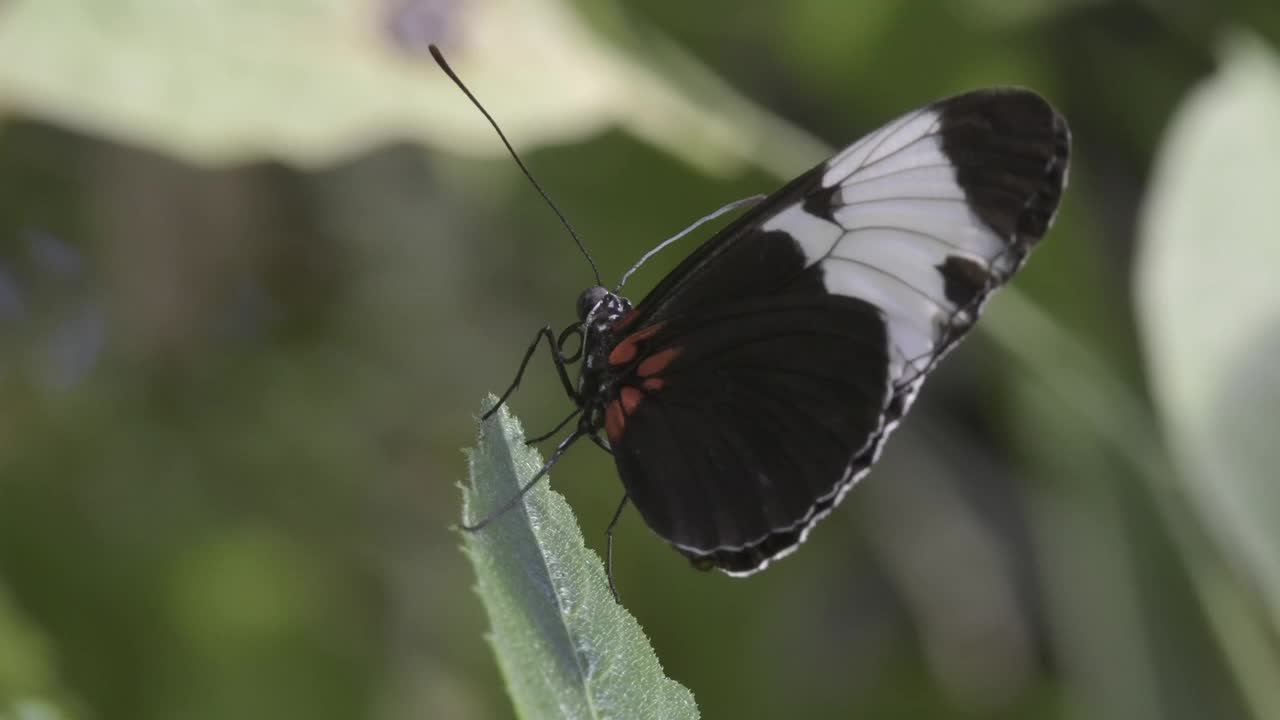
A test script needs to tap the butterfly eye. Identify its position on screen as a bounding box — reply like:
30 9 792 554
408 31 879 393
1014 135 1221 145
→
575 286 609 322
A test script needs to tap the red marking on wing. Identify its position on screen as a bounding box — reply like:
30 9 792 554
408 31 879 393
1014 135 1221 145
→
620 386 643 416
605 400 625 444
608 322 665 366
642 377 665 391
637 347 682 378
613 309 639 332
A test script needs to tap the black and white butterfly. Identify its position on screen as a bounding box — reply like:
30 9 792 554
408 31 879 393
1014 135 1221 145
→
434 48 1070 583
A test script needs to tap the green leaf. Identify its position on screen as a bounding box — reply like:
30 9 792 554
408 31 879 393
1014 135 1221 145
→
1135 32 1280 633
460 398 698 720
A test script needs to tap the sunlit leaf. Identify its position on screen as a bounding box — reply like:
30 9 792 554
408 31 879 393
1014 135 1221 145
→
0 0 824 176
461 398 698 720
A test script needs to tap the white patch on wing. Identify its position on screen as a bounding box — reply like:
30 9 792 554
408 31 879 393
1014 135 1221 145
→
840 163 965 202
840 135 950 185
754 194 1006 387
822 109 942 187
863 111 941 166
778 100 1039 390
833 198 1004 261
828 231 952 310
806 111 1014 387
820 260 938 377
761 203 842 264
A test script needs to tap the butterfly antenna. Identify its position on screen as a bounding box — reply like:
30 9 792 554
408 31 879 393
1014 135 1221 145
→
429 45 602 286
614 193 765 292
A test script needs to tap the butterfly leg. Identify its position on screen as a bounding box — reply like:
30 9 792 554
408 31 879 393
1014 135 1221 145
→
605 493 630 602
484 325 577 420
589 433 613 455
525 407 582 445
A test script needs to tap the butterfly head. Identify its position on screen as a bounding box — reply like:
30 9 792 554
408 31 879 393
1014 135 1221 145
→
574 286 633 383
576 286 632 335
576 286 610 322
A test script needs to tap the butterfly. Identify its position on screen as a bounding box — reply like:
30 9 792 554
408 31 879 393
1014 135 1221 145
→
433 47 1070 585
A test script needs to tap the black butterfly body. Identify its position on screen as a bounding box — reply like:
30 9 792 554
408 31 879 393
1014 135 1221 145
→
514 88 1069 576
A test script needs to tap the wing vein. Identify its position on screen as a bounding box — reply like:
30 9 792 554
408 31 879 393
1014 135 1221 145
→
822 254 948 309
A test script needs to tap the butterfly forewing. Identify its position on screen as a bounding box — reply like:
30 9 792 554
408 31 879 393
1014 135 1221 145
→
599 88 1070 574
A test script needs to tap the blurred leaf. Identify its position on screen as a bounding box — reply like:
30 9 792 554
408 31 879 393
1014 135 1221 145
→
461 398 698 720
1135 33 1280 633
0 0 823 176
989 285 1280 720
0 583 76 720
0 584 51 700
955 0 1107 29
1012 375 1165 720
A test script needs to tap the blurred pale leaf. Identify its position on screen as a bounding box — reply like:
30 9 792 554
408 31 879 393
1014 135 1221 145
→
0 0 823 175
461 398 698 720
1136 34 1280 631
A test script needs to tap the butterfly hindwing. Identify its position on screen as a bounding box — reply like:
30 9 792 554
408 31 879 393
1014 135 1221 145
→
604 88 1070 574
610 291 892 574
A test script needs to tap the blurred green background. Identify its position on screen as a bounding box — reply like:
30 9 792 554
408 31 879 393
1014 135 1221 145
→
2 1 1279 719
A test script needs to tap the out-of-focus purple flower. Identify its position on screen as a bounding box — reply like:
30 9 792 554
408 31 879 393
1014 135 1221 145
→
26 230 86 279
0 263 27 322
383 0 463 56
41 302 107 391
1 230 107 390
